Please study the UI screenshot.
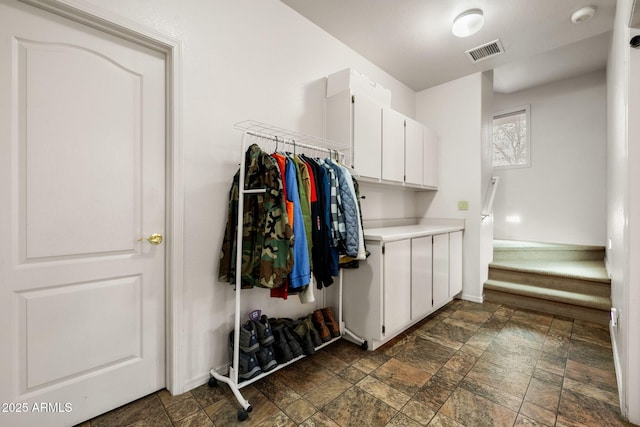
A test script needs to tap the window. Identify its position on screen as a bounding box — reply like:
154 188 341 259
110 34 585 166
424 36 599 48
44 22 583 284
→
492 105 530 168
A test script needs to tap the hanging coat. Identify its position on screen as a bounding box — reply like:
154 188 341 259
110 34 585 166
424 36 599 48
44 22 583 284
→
218 144 294 288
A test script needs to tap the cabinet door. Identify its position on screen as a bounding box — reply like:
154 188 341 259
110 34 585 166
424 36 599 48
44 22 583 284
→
411 236 433 320
432 233 449 309
383 239 411 336
449 231 463 297
405 118 424 186
381 107 405 183
423 127 439 188
343 242 383 341
353 95 382 180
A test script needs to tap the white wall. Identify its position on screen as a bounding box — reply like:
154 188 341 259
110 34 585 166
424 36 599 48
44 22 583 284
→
608 0 640 422
78 0 418 391
415 72 493 303
493 71 607 246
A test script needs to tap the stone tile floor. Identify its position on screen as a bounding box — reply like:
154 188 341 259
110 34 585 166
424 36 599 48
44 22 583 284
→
78 300 634 426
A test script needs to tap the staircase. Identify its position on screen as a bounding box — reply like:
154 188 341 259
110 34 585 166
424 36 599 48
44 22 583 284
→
483 240 611 324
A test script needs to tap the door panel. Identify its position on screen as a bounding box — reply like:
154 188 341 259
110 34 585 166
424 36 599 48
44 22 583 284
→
381 107 405 183
20 40 140 259
0 1 166 425
353 95 382 180
405 118 423 186
411 236 432 320
433 234 450 308
383 240 411 336
20 276 141 389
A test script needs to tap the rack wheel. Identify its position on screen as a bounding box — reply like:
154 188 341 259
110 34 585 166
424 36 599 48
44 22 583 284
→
207 376 217 387
360 341 368 350
247 405 253 413
238 409 249 421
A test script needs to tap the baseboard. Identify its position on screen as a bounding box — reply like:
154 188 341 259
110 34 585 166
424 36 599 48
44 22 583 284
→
460 293 484 304
610 320 626 419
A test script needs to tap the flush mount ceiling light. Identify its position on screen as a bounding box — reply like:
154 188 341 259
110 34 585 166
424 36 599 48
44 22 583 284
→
571 6 596 23
452 9 484 37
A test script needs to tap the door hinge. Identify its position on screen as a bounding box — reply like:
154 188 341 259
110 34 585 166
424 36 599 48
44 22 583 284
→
382 245 385 255
351 95 355 104
382 325 385 334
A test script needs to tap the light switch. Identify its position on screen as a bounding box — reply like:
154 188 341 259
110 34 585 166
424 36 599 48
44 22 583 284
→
458 200 469 210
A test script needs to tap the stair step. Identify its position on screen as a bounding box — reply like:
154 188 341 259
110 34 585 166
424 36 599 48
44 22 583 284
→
484 287 610 325
489 262 610 296
493 240 605 262
484 279 611 311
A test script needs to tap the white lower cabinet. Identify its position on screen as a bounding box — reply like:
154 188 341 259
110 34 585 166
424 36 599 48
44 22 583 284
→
343 227 463 350
383 240 412 336
411 236 433 320
432 233 450 309
449 231 463 297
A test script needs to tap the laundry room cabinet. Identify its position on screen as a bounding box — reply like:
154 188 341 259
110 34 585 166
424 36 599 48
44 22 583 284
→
381 107 405 183
326 91 382 181
325 69 438 189
343 224 464 350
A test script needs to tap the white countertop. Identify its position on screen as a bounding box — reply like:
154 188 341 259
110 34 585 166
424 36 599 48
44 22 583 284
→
363 223 464 242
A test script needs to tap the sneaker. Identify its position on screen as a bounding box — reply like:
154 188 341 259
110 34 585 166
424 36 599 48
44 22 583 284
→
312 310 331 342
255 315 275 346
256 344 278 372
270 318 294 363
228 331 261 381
322 307 341 338
239 320 260 353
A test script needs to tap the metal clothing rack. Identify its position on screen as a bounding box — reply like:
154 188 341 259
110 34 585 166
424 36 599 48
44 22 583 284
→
209 120 366 421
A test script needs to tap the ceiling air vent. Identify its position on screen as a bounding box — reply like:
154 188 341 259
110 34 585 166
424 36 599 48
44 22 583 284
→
465 39 504 63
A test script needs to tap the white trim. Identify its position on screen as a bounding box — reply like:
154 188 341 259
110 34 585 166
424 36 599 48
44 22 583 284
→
460 293 484 304
19 0 185 395
610 320 626 418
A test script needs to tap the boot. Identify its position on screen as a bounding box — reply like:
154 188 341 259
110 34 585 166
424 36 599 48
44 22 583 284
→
270 318 293 363
303 314 323 347
228 331 261 381
255 315 275 346
312 309 331 343
292 319 315 355
321 307 341 338
256 344 278 372
238 320 260 353
279 318 303 358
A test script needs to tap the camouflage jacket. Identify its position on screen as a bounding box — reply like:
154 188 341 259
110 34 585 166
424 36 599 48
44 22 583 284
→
218 144 294 288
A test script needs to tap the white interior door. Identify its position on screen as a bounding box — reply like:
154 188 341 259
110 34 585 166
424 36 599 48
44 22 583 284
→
0 1 166 426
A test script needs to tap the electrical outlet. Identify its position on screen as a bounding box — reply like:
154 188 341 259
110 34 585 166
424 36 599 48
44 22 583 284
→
458 200 469 211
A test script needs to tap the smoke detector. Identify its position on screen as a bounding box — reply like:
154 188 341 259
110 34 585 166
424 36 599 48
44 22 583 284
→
571 6 596 23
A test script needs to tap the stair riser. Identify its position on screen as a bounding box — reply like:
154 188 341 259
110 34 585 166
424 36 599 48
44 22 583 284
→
493 249 605 262
484 289 610 325
488 268 610 297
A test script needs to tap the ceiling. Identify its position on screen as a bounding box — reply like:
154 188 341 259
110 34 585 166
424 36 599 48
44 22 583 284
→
280 0 616 93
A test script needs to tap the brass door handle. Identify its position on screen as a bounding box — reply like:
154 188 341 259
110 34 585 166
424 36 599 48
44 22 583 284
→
138 233 163 245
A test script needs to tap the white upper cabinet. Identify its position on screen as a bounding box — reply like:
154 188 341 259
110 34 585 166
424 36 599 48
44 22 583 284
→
353 95 382 180
404 117 424 186
381 107 405 183
326 69 438 189
423 127 439 188
326 91 382 180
